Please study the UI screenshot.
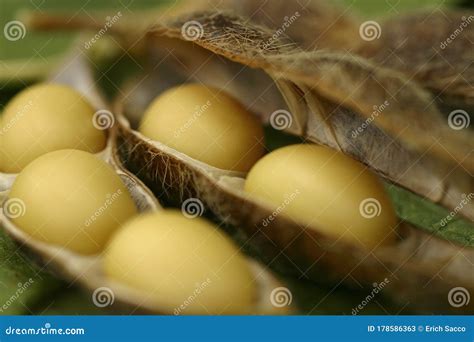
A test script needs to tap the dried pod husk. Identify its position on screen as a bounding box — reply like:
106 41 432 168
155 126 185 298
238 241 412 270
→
170 0 361 51
0 160 285 315
21 6 474 219
116 81 474 314
113 14 474 312
0 54 288 315
135 10 473 221
0 53 111 202
355 10 474 115
21 6 473 312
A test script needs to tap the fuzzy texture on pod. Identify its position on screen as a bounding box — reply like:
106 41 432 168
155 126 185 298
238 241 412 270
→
139 83 265 172
9 149 137 254
116 108 474 314
244 144 397 249
0 83 107 173
142 10 474 222
104 210 258 314
98 10 474 312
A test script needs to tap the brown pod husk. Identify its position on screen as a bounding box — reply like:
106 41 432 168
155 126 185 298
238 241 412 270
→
116 88 474 313
19 4 474 312
170 0 361 51
20 2 474 220
140 10 473 221
0 52 111 202
0 164 285 315
23 8 474 170
0 52 288 315
149 11 473 171
112 13 474 312
355 10 474 114
1 149 287 315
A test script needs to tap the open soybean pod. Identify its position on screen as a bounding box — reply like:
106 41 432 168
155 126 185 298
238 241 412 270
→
22 0 473 221
354 10 474 116
109 9 473 313
0 52 112 197
0 53 288 315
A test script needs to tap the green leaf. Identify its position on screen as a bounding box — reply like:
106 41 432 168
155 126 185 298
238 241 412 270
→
36 288 114 315
387 184 474 246
0 229 63 315
0 0 171 84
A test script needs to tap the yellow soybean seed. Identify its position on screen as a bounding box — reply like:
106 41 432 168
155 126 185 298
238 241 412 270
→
9 150 137 254
1 83 107 173
104 210 257 314
244 144 397 248
139 84 265 172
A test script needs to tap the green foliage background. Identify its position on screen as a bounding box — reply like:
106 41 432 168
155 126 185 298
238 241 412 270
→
0 0 470 315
